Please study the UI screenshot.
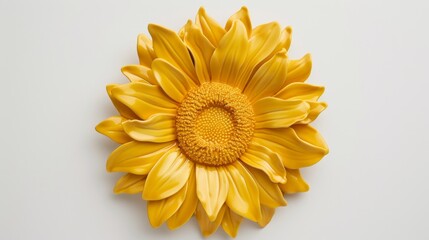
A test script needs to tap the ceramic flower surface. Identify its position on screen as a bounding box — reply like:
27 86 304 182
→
96 7 329 237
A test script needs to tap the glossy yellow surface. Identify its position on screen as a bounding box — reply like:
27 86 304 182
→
96 6 328 238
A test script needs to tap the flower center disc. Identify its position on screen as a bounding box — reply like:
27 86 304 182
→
176 82 255 166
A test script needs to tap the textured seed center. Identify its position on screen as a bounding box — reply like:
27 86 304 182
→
176 82 255 166
195 107 234 144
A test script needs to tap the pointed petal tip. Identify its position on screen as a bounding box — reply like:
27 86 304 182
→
249 210 262 223
105 151 117 172
222 209 242 238
105 153 118 172
324 146 330 155
272 21 281 28
237 6 249 16
105 84 117 94
277 176 287 184
276 48 288 56
320 101 328 109
207 212 218 222
198 6 206 14
106 164 113 173
120 66 127 74
166 223 177 231
94 122 103 133
258 223 268 228
286 183 310 193
147 23 164 33
148 216 163 228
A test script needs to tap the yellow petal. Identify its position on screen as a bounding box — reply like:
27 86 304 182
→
225 162 261 222
95 116 132 144
113 173 145 194
276 82 325 101
247 167 287 208
240 142 286 183
292 124 329 154
297 101 327 124
122 114 176 143
210 20 248 87
221 207 243 238
235 22 281 90
243 50 288 102
148 24 197 81
106 141 175 174
280 26 292 51
106 84 139 119
274 83 327 124
285 53 312 84
249 22 281 57
196 204 226 237
137 33 156 67
256 26 292 70
121 65 157 85
195 7 226 47
167 167 197 230
143 151 193 200
184 20 215 83
147 183 187 228
152 58 197 102
279 168 309 193
253 98 309 129
254 126 329 169
225 6 252 37
178 23 186 40
196 164 229 221
111 82 177 120
258 205 275 227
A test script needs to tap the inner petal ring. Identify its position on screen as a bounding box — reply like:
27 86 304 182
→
176 82 255 166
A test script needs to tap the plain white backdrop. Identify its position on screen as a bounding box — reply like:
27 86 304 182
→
1 0 428 239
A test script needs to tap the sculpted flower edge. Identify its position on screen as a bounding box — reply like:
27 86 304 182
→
96 7 329 237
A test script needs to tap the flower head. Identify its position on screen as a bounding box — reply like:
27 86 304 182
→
96 6 328 237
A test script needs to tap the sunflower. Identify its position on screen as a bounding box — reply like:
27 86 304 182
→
96 6 329 237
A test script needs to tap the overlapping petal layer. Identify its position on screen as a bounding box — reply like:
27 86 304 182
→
143 150 193 200
95 116 132 143
254 126 328 169
196 165 229 221
106 141 175 174
110 82 177 119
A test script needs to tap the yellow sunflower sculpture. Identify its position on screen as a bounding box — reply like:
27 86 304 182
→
96 6 329 237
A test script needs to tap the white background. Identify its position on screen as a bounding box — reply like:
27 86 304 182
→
1 0 428 239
